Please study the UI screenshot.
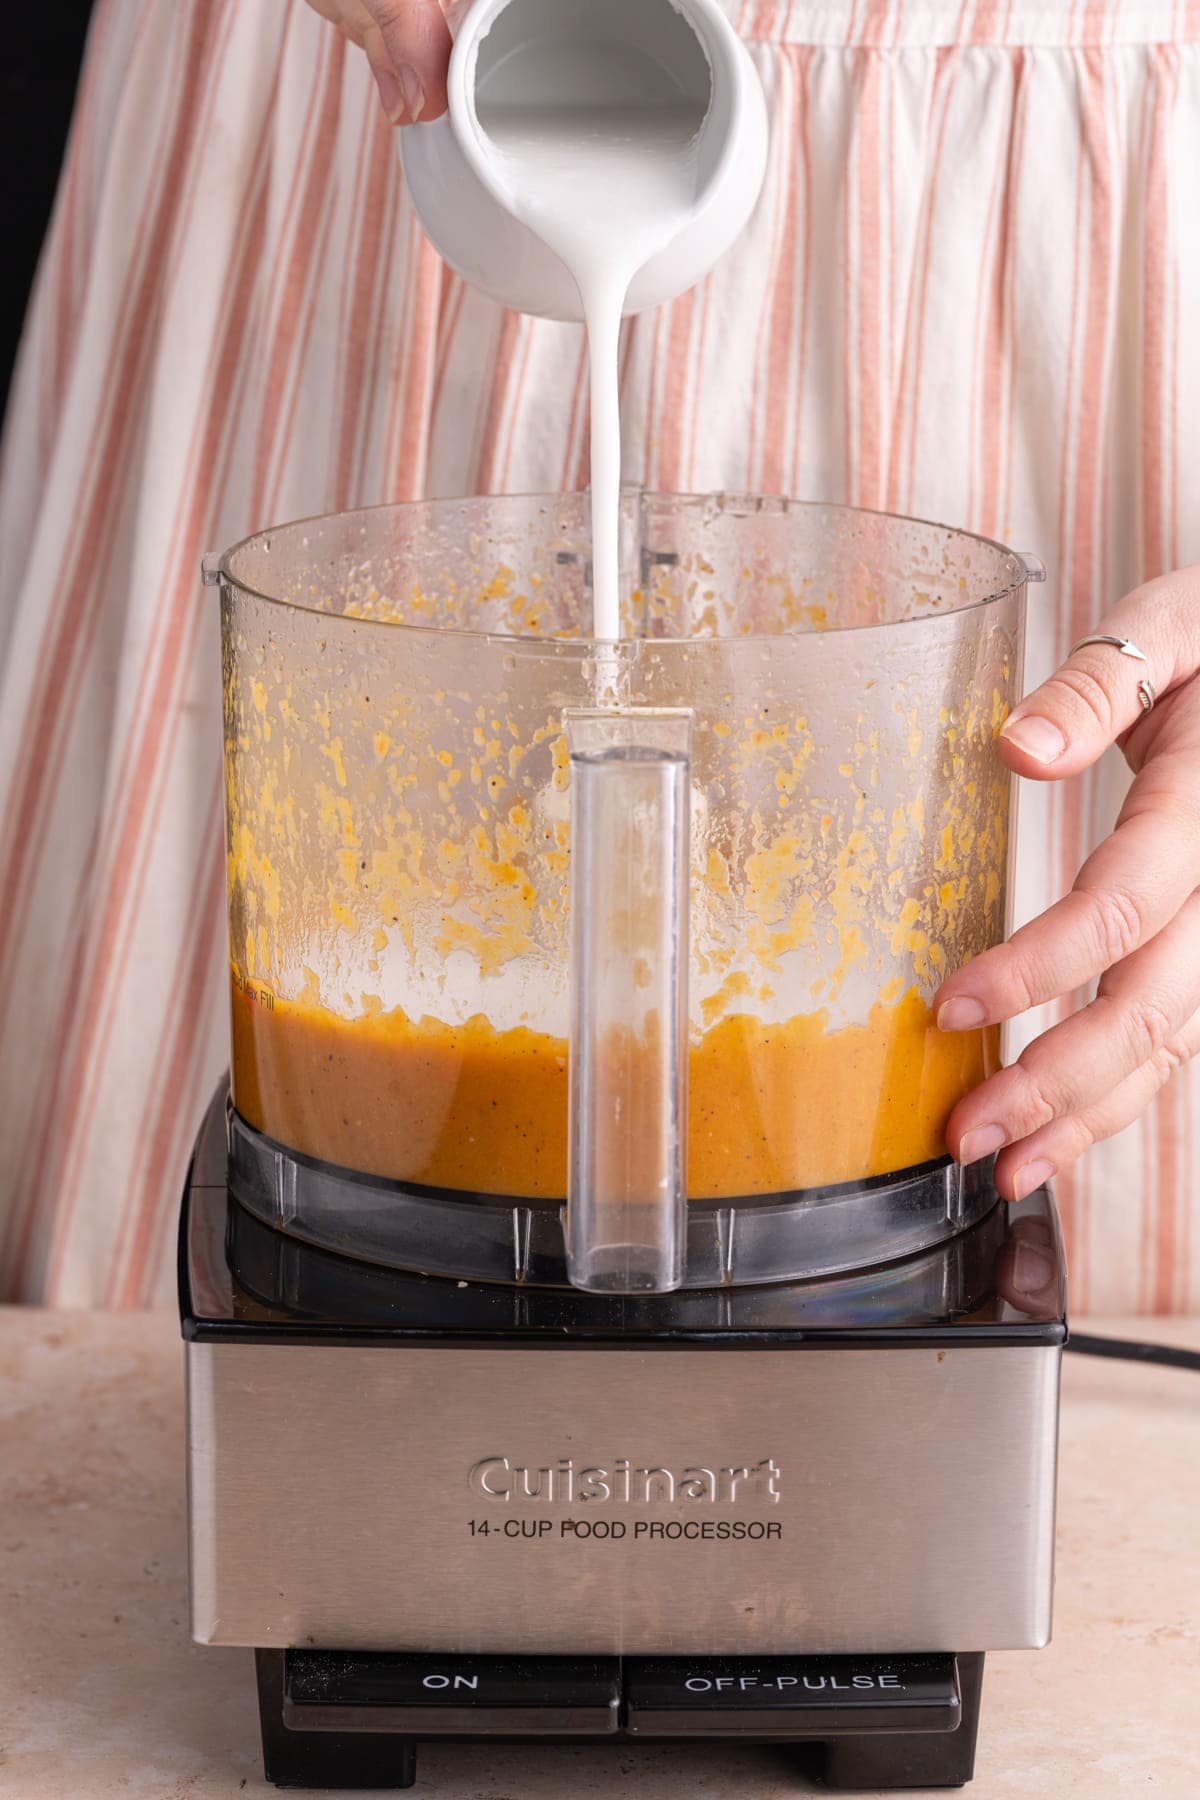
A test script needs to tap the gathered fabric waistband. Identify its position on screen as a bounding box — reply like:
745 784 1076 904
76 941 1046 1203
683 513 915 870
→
729 0 1200 47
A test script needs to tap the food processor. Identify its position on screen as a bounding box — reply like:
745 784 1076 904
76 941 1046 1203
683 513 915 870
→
181 491 1065 1791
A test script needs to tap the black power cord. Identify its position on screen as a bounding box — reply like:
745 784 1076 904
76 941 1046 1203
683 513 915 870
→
1066 1333 1200 1372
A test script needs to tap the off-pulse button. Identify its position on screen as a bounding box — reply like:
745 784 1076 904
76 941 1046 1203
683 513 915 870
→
624 1655 961 1737
283 1651 621 1736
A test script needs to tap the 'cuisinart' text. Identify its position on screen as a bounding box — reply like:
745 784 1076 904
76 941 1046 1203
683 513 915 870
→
468 1456 782 1504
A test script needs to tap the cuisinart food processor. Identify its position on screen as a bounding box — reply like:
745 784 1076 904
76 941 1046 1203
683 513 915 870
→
181 492 1065 1791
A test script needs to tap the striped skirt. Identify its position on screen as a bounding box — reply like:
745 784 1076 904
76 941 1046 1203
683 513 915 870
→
2 0 1198 1308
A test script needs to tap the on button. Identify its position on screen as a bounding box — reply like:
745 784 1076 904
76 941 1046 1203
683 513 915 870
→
283 1651 621 1737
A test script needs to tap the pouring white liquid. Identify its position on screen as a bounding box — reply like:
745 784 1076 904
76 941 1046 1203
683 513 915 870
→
476 36 711 642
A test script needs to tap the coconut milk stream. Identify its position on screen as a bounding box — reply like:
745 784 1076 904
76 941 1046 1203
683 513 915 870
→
478 89 709 644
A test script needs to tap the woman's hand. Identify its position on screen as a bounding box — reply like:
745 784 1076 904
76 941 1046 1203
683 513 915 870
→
934 567 1200 1201
305 1 453 124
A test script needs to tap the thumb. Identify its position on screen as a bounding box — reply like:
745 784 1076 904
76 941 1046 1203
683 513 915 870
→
361 1 453 124
998 572 1196 781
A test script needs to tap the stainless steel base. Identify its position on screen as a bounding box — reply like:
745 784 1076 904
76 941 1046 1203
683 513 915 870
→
187 1337 1058 1655
182 1088 1063 1664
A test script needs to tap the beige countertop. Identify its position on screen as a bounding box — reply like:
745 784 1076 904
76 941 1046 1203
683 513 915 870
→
0 1307 1197 1800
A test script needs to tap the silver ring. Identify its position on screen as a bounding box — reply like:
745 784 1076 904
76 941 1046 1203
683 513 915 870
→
1068 633 1156 713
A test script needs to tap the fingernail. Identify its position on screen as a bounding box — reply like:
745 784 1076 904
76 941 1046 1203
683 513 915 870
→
1012 1241 1056 1294
937 996 987 1032
1012 1156 1055 1201
399 64 425 122
959 1123 1006 1165
999 714 1067 764
373 65 404 121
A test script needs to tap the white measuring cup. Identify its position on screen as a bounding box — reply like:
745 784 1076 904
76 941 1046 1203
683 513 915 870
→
400 0 769 321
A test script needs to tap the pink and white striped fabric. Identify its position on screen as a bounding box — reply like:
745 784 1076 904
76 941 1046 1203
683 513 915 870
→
2 0 1198 1309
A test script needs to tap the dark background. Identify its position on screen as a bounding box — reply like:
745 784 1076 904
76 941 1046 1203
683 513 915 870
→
1 3 96 422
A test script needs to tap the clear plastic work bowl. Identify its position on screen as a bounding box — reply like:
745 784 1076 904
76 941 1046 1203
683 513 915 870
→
211 491 1041 1291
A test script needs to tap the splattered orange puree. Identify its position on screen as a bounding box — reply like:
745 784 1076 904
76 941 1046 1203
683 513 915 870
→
231 974 996 1199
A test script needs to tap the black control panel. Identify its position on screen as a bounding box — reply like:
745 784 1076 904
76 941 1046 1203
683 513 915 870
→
258 1648 983 1791
283 1649 959 1740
